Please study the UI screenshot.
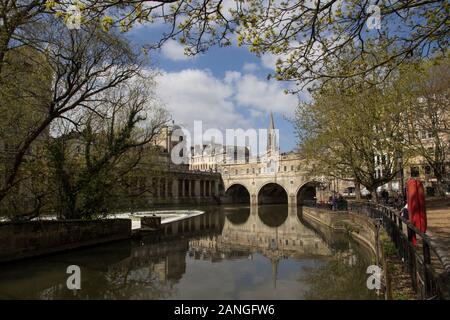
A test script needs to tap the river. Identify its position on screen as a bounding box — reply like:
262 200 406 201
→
0 204 378 299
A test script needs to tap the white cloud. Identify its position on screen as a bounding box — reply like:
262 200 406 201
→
155 68 299 137
160 39 191 61
249 109 264 118
242 62 259 73
231 74 298 115
261 53 278 71
224 71 241 84
155 69 249 131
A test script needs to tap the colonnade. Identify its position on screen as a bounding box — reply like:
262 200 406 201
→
150 177 220 200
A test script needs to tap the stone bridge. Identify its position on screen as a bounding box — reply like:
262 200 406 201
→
218 153 324 206
216 205 331 257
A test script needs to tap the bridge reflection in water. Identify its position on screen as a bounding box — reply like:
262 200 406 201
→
0 205 377 300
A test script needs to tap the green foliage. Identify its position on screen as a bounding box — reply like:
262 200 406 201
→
47 75 169 220
2 1 448 88
294 52 449 197
396 54 450 196
0 47 53 219
301 243 377 300
0 20 168 220
392 292 409 300
294 59 409 195
381 232 397 257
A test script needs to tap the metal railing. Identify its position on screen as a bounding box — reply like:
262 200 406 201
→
302 199 348 211
348 201 450 300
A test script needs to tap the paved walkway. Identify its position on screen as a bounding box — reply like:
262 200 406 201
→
426 197 450 272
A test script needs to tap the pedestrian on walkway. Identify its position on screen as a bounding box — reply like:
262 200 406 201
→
332 195 337 211
401 203 409 220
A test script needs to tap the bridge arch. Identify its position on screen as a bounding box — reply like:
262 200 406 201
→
257 182 288 205
224 183 251 204
224 207 251 225
296 181 320 205
257 204 288 227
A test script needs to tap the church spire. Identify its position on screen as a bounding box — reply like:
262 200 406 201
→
267 112 277 156
269 112 275 130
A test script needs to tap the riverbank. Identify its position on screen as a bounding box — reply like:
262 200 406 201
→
107 210 205 229
0 219 131 263
0 209 207 263
0 204 378 299
301 206 417 300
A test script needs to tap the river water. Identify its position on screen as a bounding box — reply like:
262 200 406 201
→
0 205 378 299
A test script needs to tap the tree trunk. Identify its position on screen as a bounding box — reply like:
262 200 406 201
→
435 180 447 198
0 28 12 77
0 116 53 204
370 190 379 203
434 169 447 197
355 181 361 200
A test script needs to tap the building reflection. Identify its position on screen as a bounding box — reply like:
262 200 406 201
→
98 205 362 293
186 205 334 287
190 205 331 259
0 205 372 299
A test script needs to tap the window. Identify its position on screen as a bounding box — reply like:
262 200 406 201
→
424 166 432 175
376 169 381 178
410 166 420 177
284 166 287 172
346 187 355 195
291 165 294 171
424 131 432 139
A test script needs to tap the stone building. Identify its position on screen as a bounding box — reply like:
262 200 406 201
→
0 47 52 214
402 128 450 196
116 122 223 208
205 113 347 206
189 143 250 172
374 128 450 197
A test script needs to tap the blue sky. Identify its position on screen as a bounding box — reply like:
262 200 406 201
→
126 24 305 153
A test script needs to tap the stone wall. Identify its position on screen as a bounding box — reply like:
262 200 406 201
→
302 206 404 299
302 207 378 255
0 219 131 263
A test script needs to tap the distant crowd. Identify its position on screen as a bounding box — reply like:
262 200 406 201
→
311 189 407 212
